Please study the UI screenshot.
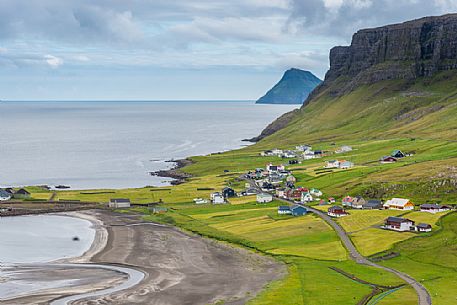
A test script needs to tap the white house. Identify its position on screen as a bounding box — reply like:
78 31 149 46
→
282 150 296 158
301 192 313 203
193 198 209 204
336 145 353 153
420 204 451 213
257 193 273 203
211 192 225 204
383 198 414 210
310 188 323 197
0 190 12 201
296 145 312 152
339 161 354 169
303 152 316 160
271 149 283 156
384 216 414 232
325 160 340 168
109 198 131 208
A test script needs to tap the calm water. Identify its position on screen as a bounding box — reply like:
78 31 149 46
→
0 101 296 189
0 215 95 263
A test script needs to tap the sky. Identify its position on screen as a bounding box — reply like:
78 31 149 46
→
1 0 456 101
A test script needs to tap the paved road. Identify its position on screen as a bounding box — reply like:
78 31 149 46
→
243 177 432 305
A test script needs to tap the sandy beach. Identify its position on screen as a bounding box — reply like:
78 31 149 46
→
1 210 285 305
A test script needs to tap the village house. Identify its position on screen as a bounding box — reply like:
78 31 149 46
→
278 205 292 215
222 187 236 198
310 188 322 197
286 188 305 201
260 150 274 156
303 152 316 160
211 192 225 204
0 189 12 201
260 182 275 192
301 192 313 203
291 205 307 216
384 216 415 232
383 198 414 210
342 196 353 207
266 163 285 173
314 150 324 157
319 199 328 205
336 145 353 153
286 175 297 183
282 150 297 158
325 160 340 168
416 223 432 232
339 160 354 169
380 156 398 163
193 198 209 204
276 188 286 198
288 159 299 165
391 150 406 158
245 187 259 195
14 188 31 199
362 200 383 210
151 206 168 214
351 196 366 209
268 173 283 185
420 204 452 213
296 145 312 152
257 193 273 203
109 198 131 208
328 206 348 217
328 197 336 203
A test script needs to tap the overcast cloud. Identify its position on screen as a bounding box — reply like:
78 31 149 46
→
0 0 455 100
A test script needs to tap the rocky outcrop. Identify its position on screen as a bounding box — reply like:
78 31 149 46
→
324 13 457 94
256 68 321 104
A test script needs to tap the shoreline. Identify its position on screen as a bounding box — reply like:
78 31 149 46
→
1 210 284 304
150 158 194 185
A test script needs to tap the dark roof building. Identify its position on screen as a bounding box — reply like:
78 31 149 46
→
362 200 383 210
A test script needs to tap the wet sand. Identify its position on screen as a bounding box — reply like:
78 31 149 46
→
1 210 285 305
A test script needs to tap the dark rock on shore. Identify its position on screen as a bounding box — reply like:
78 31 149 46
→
150 159 193 185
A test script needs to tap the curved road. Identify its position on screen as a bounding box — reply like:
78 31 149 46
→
243 177 431 305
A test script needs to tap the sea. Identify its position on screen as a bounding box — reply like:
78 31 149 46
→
0 215 95 263
0 101 296 189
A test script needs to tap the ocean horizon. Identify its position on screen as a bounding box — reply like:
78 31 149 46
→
0 101 296 189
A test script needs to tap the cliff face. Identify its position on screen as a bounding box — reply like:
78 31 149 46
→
256 68 321 104
251 14 457 142
323 13 457 94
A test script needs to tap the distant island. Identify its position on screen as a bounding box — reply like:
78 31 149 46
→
256 68 322 104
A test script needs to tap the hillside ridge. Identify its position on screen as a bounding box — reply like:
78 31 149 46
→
252 13 457 142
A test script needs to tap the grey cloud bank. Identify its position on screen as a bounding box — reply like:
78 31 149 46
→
0 0 455 100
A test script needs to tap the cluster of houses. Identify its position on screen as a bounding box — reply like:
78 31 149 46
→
326 197 454 234
0 188 31 201
260 144 353 161
380 150 413 164
325 160 354 169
